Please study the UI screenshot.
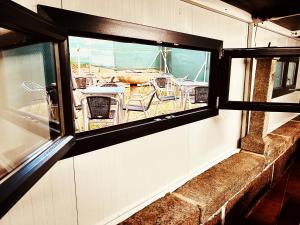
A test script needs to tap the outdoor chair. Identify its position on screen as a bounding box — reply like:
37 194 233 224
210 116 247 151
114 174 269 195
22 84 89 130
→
85 74 97 86
75 77 87 89
152 77 177 115
100 82 121 106
101 83 118 87
71 90 82 131
184 86 208 110
125 88 157 122
86 95 120 129
22 81 55 118
22 81 47 102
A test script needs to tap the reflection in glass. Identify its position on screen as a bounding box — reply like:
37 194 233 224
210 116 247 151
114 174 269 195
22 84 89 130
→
274 61 284 88
69 36 211 132
286 62 297 86
0 27 60 180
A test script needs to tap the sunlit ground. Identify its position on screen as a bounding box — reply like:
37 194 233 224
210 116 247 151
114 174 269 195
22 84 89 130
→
74 84 206 132
20 65 207 132
20 92 206 132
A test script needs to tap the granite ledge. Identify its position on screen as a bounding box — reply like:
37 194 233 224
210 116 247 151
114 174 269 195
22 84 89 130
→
174 152 265 223
271 120 300 143
119 193 200 225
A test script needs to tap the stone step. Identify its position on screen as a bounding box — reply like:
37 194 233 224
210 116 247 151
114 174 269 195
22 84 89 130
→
119 193 200 225
174 152 265 224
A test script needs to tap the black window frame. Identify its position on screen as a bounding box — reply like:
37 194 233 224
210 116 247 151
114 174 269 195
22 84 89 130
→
272 57 299 98
219 47 300 112
0 1 75 218
37 5 223 157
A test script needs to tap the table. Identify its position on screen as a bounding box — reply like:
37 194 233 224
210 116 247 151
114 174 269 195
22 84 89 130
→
117 73 153 95
176 81 208 108
80 86 126 131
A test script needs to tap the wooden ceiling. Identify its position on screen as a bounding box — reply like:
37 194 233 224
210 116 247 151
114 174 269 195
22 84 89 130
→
221 0 300 31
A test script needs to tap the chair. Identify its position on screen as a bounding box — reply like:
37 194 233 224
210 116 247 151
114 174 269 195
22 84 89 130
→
154 74 175 94
101 83 118 87
75 77 87 89
85 74 97 86
22 81 47 102
125 88 157 122
184 86 208 110
22 81 54 118
152 77 177 115
86 95 120 130
71 90 82 131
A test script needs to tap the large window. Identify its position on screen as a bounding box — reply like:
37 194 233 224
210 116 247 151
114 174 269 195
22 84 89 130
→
0 27 60 180
69 36 211 133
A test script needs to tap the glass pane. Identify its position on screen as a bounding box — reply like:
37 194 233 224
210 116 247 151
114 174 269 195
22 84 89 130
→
228 57 300 103
286 62 297 86
274 61 284 88
0 27 60 180
69 36 211 133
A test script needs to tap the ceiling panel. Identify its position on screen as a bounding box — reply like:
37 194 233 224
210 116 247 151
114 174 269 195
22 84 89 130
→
221 0 300 19
221 0 300 31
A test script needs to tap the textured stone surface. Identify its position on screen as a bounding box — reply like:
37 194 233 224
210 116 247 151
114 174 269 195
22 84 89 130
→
241 59 276 153
241 135 267 154
224 166 272 225
242 120 300 158
273 144 297 184
271 121 300 143
174 152 265 223
251 59 276 103
264 134 293 165
204 212 222 225
291 115 300 122
120 193 200 225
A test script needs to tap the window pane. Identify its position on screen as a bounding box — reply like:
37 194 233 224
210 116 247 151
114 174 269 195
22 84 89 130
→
286 62 297 86
274 61 284 88
69 36 211 133
228 57 300 103
0 27 60 180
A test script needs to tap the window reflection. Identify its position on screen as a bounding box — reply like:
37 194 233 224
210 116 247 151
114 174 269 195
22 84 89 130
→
0 27 60 180
274 61 284 88
286 62 297 86
69 36 211 132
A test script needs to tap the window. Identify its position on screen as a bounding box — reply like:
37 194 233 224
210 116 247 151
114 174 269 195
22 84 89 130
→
69 36 212 133
36 5 223 154
0 2 75 218
219 48 300 112
0 27 62 180
272 57 299 98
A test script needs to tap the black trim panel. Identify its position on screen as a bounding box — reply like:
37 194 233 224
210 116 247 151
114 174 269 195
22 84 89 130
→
0 1 65 41
219 47 300 112
37 5 223 52
64 108 218 158
0 136 75 219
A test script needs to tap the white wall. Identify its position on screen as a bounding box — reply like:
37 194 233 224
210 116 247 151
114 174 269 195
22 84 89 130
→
0 1 299 225
0 158 77 225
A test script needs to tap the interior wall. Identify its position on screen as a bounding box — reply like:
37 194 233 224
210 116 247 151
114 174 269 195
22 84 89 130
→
1 1 298 225
0 158 77 225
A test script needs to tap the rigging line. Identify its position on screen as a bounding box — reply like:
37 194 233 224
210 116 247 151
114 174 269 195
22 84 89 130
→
254 24 258 47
